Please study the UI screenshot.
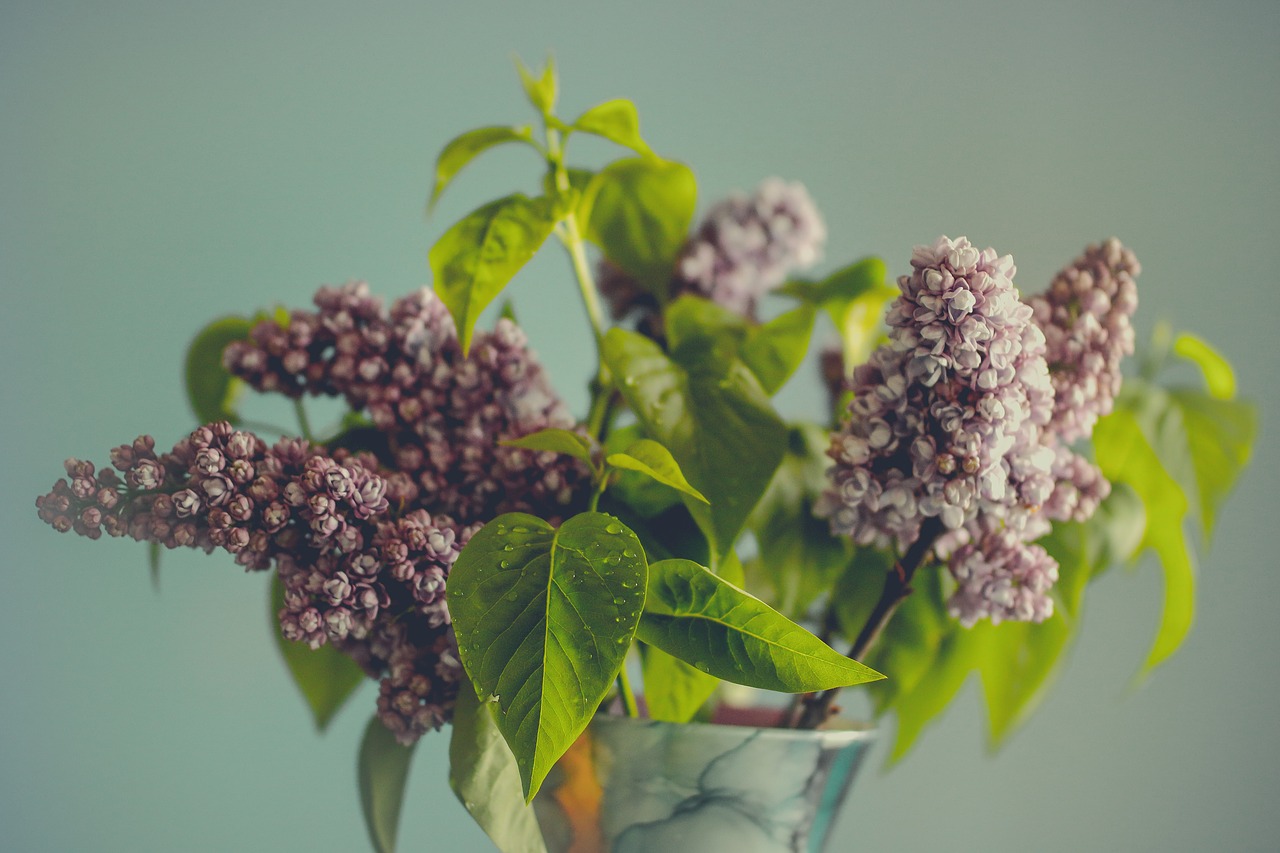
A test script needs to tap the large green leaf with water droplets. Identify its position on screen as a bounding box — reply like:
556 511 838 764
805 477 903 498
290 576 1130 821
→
638 559 883 692
447 511 647 801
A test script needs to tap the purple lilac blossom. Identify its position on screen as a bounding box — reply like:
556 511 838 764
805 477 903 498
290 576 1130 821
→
37 423 478 744
600 178 826 325
224 282 590 526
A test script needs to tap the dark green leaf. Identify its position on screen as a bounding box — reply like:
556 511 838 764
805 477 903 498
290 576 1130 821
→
1168 389 1256 539
606 438 708 504
782 257 894 369
515 55 557 115
831 546 894 644
1173 332 1236 400
584 158 696 297
269 575 365 730
358 716 416 853
751 423 852 620
572 99 652 157
430 194 557 355
184 315 254 424
428 126 534 213
447 512 647 800
147 540 161 592
603 328 786 560
499 299 519 324
740 305 816 395
640 642 719 724
501 428 597 468
638 559 883 692
449 685 549 853
1093 406 1196 672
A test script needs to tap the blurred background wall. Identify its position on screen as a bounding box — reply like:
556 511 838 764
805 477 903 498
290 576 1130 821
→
2 1 1276 850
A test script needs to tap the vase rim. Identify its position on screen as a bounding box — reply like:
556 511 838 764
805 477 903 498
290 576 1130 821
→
588 709 877 746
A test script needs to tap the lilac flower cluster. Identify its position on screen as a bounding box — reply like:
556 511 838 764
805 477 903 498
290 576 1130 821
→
600 178 826 326
224 282 590 526
37 423 480 744
821 236 1140 626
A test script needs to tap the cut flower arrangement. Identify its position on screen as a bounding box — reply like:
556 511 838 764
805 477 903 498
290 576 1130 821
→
35 61 1256 853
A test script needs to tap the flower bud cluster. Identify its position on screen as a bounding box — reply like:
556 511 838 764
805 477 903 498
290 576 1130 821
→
224 282 590 526
600 178 826 325
37 423 479 744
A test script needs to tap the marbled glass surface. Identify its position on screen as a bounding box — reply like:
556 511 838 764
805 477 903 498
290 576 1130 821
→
533 716 875 853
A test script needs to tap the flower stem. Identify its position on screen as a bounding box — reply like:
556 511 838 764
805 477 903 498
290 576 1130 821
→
790 517 945 730
616 665 640 718
293 400 314 442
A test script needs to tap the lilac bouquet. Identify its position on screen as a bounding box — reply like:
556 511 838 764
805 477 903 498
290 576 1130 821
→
35 60 1255 852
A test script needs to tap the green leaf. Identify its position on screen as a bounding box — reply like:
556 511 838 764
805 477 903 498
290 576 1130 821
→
430 194 557 355
1173 332 1236 400
449 685 549 853
572 99 652 157
428 126 534 214
358 716 416 853
501 428 597 468
1093 406 1196 672
447 512 647 800
184 315 254 424
751 423 852 620
269 575 365 730
601 425 682 519
606 438 708 504
147 540 161 592
640 642 719 724
638 559 884 692
830 546 894 645
740 305 816 395
515 55 557 115
782 257 895 369
1168 389 1256 539
541 167 595 227
499 299 519 324
978 615 1071 748
584 158 696 297
603 328 786 560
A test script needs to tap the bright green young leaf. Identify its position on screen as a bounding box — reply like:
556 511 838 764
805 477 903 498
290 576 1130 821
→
147 540 161 592
358 716 416 853
541 167 595 227
1093 406 1195 673
184 315 254 424
640 642 720 724
447 512 647 800
515 55 557 115
887 622 987 764
428 126 534 213
740 305 817 395
602 328 786 560
601 425 682 519
751 423 852 620
606 438 708 504
572 99 652 157
1173 332 1236 400
430 194 557 355
1168 389 1256 539
584 158 696 297
978 615 1072 749
782 256 894 368
449 685 549 853
269 575 365 731
501 428 597 468
638 559 883 692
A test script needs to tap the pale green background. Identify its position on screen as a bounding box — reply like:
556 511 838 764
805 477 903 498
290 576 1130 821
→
2 1 1277 851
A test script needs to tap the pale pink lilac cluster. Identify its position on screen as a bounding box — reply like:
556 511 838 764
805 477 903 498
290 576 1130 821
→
600 178 826 326
224 282 590 526
37 423 481 744
821 236 1140 626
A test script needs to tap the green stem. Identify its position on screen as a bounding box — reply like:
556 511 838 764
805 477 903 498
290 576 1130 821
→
293 400 314 442
616 665 640 718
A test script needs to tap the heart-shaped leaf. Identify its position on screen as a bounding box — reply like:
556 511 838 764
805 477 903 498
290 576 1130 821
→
430 194 558 355
637 558 883 692
640 642 719 724
572 99 652 157
447 512 647 800
358 716 416 853
449 685 549 853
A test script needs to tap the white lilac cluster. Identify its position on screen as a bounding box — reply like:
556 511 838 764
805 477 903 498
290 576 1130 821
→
599 178 826 326
818 236 1059 625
